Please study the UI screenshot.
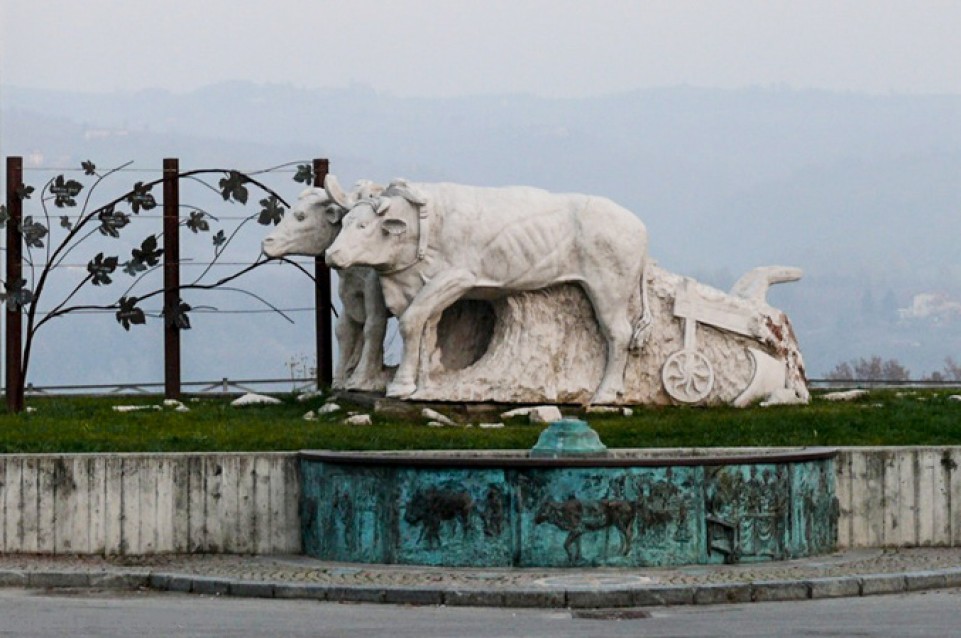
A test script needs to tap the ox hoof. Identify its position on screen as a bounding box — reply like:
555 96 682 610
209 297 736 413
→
345 376 387 393
386 382 417 399
590 389 622 406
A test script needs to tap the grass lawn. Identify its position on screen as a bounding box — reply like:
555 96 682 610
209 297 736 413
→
0 389 960 454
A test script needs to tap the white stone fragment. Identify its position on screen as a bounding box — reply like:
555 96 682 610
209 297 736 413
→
948 395 961 402
478 422 505 429
822 389 869 402
345 414 372 426
297 390 324 403
500 407 531 419
163 399 190 412
760 389 808 407
112 405 162 412
231 393 282 407
25 406 36 414
318 402 341 415
426 421 446 428
303 411 317 421
622 407 634 417
421 408 456 426
528 405 563 424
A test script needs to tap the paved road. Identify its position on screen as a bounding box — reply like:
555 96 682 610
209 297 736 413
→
2 588 959 638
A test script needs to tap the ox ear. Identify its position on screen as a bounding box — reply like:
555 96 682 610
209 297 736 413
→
324 174 351 209
324 205 346 225
375 197 391 215
381 218 408 236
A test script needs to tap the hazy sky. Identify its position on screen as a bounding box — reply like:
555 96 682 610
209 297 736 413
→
2 0 960 97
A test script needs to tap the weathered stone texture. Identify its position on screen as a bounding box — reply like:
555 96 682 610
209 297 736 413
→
0 453 300 555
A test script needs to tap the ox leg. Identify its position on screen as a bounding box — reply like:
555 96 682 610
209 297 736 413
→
564 532 582 565
388 270 475 398
348 276 389 391
582 284 634 405
334 315 362 390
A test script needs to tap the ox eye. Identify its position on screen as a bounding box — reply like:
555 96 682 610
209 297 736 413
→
294 211 306 221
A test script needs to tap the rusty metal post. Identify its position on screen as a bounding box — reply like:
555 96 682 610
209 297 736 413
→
312 158 333 388
5 157 24 412
162 158 181 399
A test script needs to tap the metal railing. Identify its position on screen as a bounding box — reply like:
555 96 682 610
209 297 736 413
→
12 377 961 399
16 376 318 397
807 378 961 389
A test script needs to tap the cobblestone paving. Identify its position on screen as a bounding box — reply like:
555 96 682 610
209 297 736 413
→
1 547 959 590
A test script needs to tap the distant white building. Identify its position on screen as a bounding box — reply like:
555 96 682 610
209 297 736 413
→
898 293 961 323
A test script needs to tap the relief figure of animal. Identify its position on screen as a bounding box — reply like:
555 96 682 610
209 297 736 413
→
534 497 636 563
404 488 474 547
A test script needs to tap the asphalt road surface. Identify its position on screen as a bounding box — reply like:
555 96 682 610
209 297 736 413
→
1 588 959 637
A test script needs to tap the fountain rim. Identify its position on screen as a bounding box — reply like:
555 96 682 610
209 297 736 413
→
299 447 837 469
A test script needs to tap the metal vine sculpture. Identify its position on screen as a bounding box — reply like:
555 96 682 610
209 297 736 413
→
0 160 318 412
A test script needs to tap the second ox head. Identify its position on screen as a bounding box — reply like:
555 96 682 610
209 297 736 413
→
325 178 427 271
261 177 382 258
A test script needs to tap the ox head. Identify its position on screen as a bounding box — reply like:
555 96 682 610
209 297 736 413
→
261 176 382 258
325 178 427 271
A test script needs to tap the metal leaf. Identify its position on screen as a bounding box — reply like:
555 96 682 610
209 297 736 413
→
1 278 34 311
186 211 210 233
50 174 84 208
81 160 96 176
257 196 285 226
87 252 119 286
293 164 313 184
163 299 192 330
116 296 146 330
127 182 157 213
218 171 249 204
15 184 34 201
98 206 130 237
20 217 48 248
132 235 163 268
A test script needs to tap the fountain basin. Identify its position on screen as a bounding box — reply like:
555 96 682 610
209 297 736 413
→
299 447 838 567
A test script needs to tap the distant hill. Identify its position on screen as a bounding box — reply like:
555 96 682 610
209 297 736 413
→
2 83 961 383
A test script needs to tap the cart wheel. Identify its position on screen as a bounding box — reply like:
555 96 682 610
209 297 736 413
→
662 349 714 404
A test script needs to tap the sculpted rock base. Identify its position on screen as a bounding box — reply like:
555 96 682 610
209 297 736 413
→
408 265 807 406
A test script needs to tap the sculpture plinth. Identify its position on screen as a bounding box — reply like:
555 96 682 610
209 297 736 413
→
410 265 806 406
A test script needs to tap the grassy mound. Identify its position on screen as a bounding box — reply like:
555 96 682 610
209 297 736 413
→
0 389 958 454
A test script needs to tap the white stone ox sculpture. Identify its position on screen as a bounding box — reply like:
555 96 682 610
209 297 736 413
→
324 177 653 404
261 183 390 391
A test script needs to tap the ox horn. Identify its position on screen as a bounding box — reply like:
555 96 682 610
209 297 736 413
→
324 174 351 209
387 179 428 207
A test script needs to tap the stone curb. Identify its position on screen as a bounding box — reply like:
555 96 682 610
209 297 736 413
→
0 566 960 609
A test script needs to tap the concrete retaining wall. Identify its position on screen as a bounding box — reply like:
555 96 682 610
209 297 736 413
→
0 453 300 555
1 447 960 555
836 447 961 549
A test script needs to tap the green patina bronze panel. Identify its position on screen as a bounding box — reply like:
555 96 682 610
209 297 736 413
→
301 463 395 563
395 468 514 566
518 466 702 567
299 452 838 568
